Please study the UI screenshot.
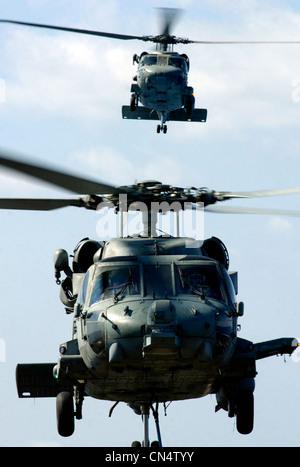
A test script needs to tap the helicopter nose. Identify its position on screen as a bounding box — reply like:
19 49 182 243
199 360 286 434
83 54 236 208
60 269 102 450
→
143 300 180 357
142 300 216 361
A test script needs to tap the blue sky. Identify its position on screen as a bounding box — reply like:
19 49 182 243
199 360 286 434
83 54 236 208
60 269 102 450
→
0 0 300 447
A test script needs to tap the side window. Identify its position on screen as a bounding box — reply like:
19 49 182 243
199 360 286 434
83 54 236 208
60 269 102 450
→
221 267 236 305
89 266 140 305
76 270 90 307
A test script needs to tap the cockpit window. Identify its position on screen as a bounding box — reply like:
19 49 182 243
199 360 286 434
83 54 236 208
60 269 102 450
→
157 55 169 66
176 265 223 301
169 57 187 70
77 270 90 306
140 55 187 69
221 267 236 304
89 265 140 305
143 264 173 298
140 55 157 66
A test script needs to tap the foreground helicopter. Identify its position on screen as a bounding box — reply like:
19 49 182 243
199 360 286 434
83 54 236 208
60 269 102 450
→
0 149 299 446
1 8 300 134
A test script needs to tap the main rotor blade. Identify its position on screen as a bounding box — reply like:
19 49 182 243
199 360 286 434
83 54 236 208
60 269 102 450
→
0 150 122 195
191 40 300 44
219 186 300 200
0 198 85 211
2 19 299 46
157 8 182 37
205 205 300 216
0 19 150 42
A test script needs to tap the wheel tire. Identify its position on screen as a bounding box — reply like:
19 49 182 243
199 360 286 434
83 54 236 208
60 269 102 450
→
185 95 194 115
130 95 136 111
236 390 254 435
131 440 141 447
157 124 161 134
56 391 75 437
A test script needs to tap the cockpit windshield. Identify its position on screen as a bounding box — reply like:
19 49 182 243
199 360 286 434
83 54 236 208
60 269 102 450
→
87 261 230 306
169 57 187 70
144 264 173 298
140 55 157 66
176 265 223 301
89 265 140 305
140 55 187 70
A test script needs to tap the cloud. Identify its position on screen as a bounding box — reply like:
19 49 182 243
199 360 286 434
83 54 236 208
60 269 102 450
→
267 216 293 232
3 28 132 120
71 145 189 187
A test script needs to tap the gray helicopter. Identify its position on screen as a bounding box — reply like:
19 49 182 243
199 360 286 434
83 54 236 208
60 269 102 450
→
0 149 299 447
1 8 300 134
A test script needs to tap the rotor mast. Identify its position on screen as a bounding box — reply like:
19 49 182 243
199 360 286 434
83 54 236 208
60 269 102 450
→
142 207 158 237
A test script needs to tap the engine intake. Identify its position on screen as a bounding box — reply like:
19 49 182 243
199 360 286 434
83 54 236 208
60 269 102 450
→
202 236 229 270
72 238 103 273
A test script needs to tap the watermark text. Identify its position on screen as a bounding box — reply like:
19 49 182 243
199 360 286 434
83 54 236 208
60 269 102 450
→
95 194 204 243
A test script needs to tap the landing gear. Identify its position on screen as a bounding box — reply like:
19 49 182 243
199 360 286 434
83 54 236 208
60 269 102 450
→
56 386 84 437
235 390 254 435
216 381 254 435
131 440 160 447
183 86 195 115
184 95 194 115
56 391 75 437
131 440 142 447
157 124 167 134
131 403 163 447
130 94 137 112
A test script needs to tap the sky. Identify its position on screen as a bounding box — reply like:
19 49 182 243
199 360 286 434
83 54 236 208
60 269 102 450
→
0 0 300 448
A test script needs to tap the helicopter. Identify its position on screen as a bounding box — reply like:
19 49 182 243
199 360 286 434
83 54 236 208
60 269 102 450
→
1 8 300 134
0 149 299 447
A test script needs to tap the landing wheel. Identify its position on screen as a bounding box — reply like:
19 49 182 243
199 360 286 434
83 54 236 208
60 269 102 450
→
184 94 195 115
56 391 75 437
130 94 136 111
131 441 142 447
157 124 167 134
151 440 159 447
131 440 158 447
235 391 254 435
185 100 193 115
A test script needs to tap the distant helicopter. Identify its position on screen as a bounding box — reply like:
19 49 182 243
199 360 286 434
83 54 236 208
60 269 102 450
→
1 8 300 133
0 149 299 447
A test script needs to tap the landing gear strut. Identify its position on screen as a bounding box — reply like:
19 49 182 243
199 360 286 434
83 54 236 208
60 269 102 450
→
131 403 163 447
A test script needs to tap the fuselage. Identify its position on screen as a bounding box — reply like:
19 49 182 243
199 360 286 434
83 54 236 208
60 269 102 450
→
71 237 238 405
136 51 189 112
